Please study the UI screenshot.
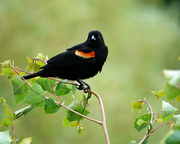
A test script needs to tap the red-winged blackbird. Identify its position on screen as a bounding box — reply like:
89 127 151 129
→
24 30 108 94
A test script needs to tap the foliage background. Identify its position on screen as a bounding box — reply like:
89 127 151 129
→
0 0 180 143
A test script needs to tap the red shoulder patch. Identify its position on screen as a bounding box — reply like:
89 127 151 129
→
75 50 95 58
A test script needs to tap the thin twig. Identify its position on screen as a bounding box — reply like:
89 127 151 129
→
138 100 153 144
45 97 102 125
33 58 47 64
138 100 169 144
16 67 79 86
152 110 162 124
48 77 79 86
88 89 110 144
5 103 16 144
16 66 109 143
51 82 61 103
16 68 32 74
140 100 153 123
139 122 170 144
9 62 32 87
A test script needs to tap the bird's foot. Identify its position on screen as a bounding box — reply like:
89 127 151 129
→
76 84 84 90
76 80 92 99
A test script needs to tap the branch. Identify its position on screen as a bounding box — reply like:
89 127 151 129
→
9 63 32 87
139 122 170 144
47 81 110 143
47 77 79 86
138 100 153 144
88 89 110 144
45 97 102 125
16 67 79 86
138 100 170 144
33 58 47 64
14 66 110 143
140 100 153 123
152 110 162 124
5 102 16 144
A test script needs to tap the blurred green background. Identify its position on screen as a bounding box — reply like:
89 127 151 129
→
0 0 180 143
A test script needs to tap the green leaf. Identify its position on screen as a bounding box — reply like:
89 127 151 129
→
0 60 11 77
1 117 12 127
157 90 166 100
82 95 88 107
129 140 137 144
162 101 178 121
44 79 56 93
72 85 76 96
132 101 144 113
44 98 61 114
3 104 10 117
137 119 148 126
0 98 12 127
78 126 84 135
23 84 46 107
34 78 47 90
65 100 90 122
26 59 40 73
34 78 56 93
0 98 11 117
19 137 32 144
158 90 166 97
176 96 180 102
141 124 152 144
151 90 166 100
174 115 180 127
38 78 56 93
0 130 12 144
63 118 80 127
163 70 180 88
151 91 157 95
34 53 48 67
11 75 29 103
26 53 47 73
44 78 53 93
163 70 180 101
0 68 12 77
134 114 151 132
1 60 11 68
165 130 180 144
165 84 180 101
55 89 66 96
55 83 71 96
0 60 24 79
142 136 150 144
13 106 34 119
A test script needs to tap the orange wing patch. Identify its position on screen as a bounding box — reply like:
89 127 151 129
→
75 50 95 58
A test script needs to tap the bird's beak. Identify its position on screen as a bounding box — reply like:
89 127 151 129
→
91 35 96 40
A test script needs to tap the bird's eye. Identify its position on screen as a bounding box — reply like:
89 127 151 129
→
91 35 96 41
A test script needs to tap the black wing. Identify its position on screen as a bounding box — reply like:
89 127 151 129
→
40 48 96 70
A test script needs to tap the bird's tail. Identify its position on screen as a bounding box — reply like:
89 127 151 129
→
23 72 40 79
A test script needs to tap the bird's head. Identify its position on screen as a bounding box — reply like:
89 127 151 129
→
86 30 105 46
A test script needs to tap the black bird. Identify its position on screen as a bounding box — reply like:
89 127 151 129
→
24 30 108 95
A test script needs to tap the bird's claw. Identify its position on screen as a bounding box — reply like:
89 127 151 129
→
83 85 91 93
77 84 90 93
76 80 92 98
76 85 84 90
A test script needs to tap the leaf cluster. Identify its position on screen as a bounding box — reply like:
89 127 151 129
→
130 58 180 144
131 100 179 144
0 54 91 143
